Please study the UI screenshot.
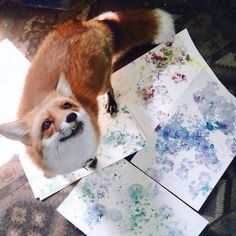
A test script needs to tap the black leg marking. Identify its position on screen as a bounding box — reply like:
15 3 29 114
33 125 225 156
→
82 157 98 170
88 157 97 169
105 91 118 116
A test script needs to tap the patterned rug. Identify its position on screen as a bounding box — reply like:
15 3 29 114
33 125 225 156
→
0 0 235 235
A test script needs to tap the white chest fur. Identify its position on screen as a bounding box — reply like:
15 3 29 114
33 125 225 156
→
42 109 97 176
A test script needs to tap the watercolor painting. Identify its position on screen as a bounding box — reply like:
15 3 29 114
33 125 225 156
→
111 29 204 137
132 69 236 210
58 160 208 236
19 89 145 200
96 96 145 160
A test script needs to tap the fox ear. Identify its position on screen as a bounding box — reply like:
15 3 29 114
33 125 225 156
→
56 73 73 97
0 120 31 146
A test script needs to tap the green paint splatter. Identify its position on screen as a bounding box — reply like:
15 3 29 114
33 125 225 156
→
103 130 127 146
82 184 95 201
121 105 129 114
160 46 174 63
185 54 191 62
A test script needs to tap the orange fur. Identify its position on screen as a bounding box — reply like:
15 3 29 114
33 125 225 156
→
18 9 163 119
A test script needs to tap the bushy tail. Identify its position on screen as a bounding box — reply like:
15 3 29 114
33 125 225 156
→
94 9 175 56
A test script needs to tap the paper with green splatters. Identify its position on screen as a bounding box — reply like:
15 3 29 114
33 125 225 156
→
58 159 208 236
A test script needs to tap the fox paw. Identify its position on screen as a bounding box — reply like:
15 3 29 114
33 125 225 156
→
105 92 118 116
83 157 97 170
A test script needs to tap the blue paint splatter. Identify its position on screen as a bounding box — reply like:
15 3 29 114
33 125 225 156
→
155 112 219 171
176 158 194 180
205 122 214 131
82 179 110 202
128 184 144 204
205 121 228 132
85 203 106 225
227 137 236 154
85 203 123 226
158 205 174 220
189 172 212 198
193 81 235 136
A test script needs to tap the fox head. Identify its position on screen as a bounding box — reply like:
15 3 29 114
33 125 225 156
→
0 74 99 177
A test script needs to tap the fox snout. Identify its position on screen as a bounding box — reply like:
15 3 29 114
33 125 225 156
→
59 112 84 142
66 112 77 123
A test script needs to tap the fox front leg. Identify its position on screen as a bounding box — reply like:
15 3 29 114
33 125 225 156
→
103 71 118 116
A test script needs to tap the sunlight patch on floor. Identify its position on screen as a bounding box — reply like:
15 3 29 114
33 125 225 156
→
0 39 30 166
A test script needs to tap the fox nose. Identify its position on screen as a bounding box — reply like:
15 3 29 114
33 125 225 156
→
66 112 77 123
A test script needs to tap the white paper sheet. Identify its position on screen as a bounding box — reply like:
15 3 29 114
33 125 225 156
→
58 159 208 236
111 29 204 138
132 69 236 210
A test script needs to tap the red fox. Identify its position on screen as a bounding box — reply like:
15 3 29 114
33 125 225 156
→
0 9 175 177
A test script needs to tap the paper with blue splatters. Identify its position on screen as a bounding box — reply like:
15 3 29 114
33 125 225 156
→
58 159 208 236
132 69 236 210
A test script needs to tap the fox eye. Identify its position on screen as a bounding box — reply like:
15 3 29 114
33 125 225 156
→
63 102 72 109
42 119 53 131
